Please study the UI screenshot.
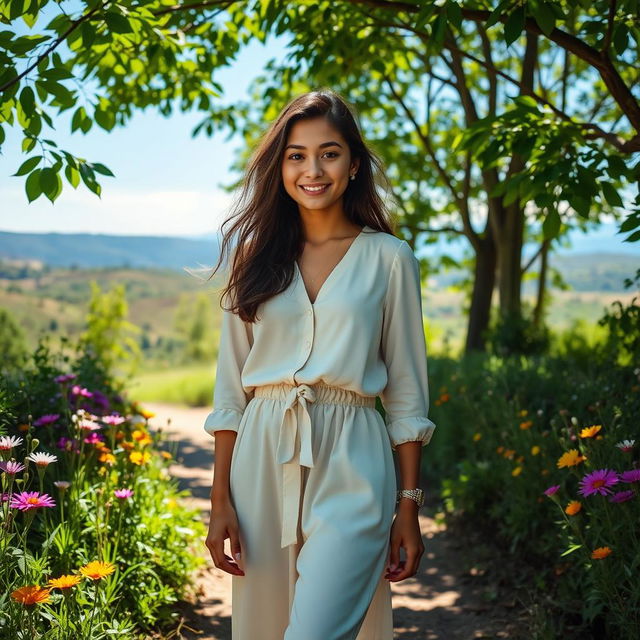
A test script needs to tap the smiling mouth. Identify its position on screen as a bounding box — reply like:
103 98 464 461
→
299 184 330 195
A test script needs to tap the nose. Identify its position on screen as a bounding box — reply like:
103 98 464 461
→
304 156 324 178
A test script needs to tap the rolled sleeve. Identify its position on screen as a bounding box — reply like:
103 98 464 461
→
203 302 254 437
380 241 436 451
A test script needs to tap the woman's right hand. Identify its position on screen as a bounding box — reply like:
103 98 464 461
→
205 500 245 576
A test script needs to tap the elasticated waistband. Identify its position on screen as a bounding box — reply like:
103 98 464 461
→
253 381 375 408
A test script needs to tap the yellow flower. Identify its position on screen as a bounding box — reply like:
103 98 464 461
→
79 561 116 580
518 409 528 417
557 449 587 468
140 408 156 420
132 430 153 446
580 425 602 438
48 574 82 590
473 432 482 442
11 585 51 605
591 546 612 560
512 466 523 476
565 501 582 516
161 451 172 460
519 420 533 430
129 450 151 466
530 445 541 456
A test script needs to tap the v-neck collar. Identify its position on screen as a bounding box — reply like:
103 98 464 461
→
295 225 368 306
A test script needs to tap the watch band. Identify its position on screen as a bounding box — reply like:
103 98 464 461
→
396 488 425 507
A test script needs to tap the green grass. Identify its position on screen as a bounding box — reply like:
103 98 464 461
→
129 363 215 407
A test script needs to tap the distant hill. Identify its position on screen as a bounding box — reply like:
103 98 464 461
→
0 229 638 292
0 231 220 270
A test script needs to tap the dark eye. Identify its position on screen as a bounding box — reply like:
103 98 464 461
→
324 151 339 158
289 153 303 160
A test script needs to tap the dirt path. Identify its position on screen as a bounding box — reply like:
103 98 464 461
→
147 403 530 640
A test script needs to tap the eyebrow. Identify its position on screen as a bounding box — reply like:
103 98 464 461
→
284 141 343 151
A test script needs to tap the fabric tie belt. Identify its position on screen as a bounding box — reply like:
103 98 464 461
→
253 382 376 548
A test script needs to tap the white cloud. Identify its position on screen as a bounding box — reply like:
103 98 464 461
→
0 184 236 237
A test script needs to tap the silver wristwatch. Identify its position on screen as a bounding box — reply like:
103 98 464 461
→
396 488 425 507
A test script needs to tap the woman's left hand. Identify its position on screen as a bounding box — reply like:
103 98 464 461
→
384 503 424 582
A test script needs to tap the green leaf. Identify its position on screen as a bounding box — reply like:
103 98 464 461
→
13 155 42 176
90 162 115 177
25 168 42 202
531 2 556 37
105 11 133 35
623 228 640 243
504 6 525 46
39 167 58 194
568 195 591 218
542 208 561 239
601 182 623 208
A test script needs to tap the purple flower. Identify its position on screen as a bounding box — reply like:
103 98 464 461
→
71 385 93 398
56 437 81 454
608 490 635 503
83 432 105 445
91 390 110 410
578 469 620 497
620 469 640 483
54 373 77 384
0 461 26 475
33 414 60 427
543 484 561 497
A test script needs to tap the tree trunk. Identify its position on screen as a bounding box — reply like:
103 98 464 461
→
466 235 497 352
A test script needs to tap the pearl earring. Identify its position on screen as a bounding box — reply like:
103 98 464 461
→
350 174 356 181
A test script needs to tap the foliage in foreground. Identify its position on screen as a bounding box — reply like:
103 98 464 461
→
426 283 640 638
0 336 207 639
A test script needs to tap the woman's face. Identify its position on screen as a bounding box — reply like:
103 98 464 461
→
281 116 359 215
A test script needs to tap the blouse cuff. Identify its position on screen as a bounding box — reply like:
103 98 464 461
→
203 408 244 436
386 416 436 451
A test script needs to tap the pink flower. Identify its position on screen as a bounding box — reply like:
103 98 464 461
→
33 414 60 427
608 490 635 503
543 484 560 497
0 461 26 475
578 469 619 497
102 414 126 426
114 488 134 500
71 385 93 398
620 469 640 483
10 491 56 511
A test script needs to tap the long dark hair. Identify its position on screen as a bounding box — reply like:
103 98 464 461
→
210 88 396 322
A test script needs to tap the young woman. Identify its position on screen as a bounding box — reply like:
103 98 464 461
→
204 89 436 640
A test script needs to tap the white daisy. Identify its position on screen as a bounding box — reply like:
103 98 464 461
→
27 451 58 467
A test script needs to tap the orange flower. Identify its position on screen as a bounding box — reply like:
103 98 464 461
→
565 500 582 515
99 452 116 465
48 574 82 590
519 420 533 430
161 451 172 460
557 449 587 468
579 425 602 438
472 432 482 442
79 561 116 580
503 449 516 459
121 441 135 451
591 547 612 560
496 445 504 454
11 585 51 605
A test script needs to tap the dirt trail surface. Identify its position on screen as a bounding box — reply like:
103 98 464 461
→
146 403 530 640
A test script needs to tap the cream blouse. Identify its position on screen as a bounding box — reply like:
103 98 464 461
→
203 224 436 451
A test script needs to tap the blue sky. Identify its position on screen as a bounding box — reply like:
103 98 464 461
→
0 11 637 257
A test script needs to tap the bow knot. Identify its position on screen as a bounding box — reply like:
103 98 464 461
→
275 384 317 548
